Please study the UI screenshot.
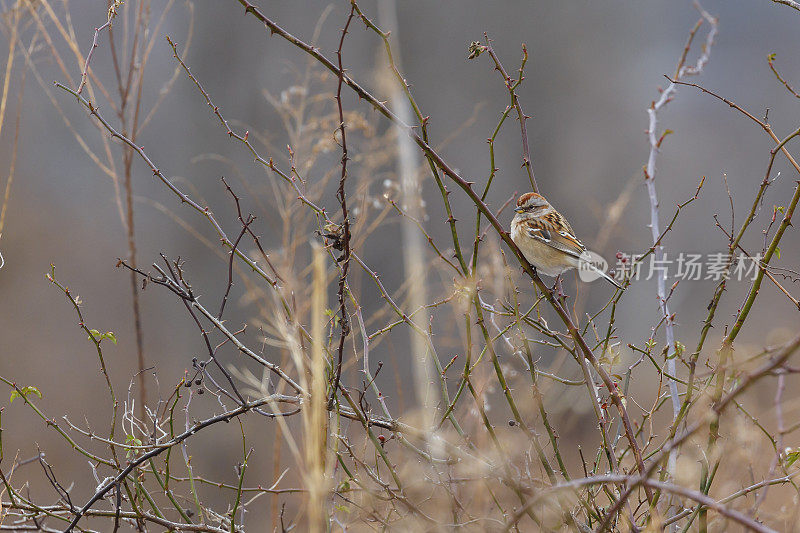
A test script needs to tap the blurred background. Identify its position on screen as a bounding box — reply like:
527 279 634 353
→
0 0 799 528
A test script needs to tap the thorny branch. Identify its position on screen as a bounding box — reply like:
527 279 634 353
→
235 0 653 492
2 1 798 531
328 6 355 410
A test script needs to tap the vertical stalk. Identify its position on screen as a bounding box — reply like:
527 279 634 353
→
377 0 437 429
305 243 329 532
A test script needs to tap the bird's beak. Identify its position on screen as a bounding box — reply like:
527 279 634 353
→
514 207 525 214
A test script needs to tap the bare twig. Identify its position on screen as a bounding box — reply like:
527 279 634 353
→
767 53 800 99
641 6 716 517
769 0 800 12
76 2 122 94
234 0 652 490
327 6 355 409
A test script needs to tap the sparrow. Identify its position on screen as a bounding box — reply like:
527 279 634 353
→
511 192 622 289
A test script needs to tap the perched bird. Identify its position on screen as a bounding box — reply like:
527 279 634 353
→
511 192 622 289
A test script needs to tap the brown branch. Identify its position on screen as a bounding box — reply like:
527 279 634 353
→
63 394 298 532
76 19 112 95
769 0 800 12
767 53 800 99
504 474 776 533
482 35 538 193
328 6 355 409
596 332 800 531
233 1 651 489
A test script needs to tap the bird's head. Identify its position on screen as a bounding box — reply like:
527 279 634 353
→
514 192 549 214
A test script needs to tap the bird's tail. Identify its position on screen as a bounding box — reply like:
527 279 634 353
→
586 262 623 289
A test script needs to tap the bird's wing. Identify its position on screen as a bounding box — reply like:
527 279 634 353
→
526 212 587 261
